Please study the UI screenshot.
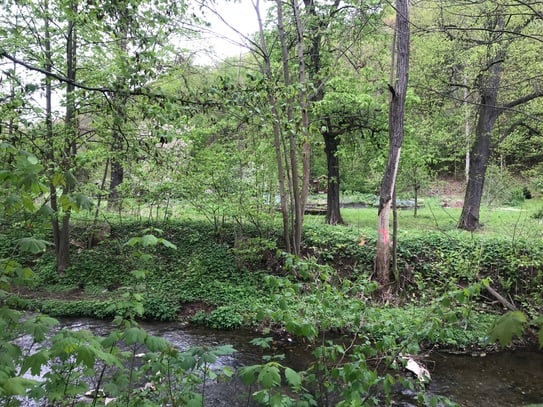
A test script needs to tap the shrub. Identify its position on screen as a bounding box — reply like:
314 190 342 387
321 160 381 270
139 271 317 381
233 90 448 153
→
191 306 243 329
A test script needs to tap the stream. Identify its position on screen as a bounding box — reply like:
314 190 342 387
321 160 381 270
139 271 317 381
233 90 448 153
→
17 318 543 406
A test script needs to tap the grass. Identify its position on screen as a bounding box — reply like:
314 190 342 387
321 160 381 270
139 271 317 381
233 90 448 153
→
329 196 543 240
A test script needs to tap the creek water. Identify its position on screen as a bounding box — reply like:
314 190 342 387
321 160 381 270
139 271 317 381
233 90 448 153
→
18 318 543 406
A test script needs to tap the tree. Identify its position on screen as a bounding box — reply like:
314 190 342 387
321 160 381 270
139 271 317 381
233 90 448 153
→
412 0 543 231
313 75 387 224
458 9 543 229
0 0 193 272
241 0 312 255
88 0 187 209
300 0 386 225
375 0 410 296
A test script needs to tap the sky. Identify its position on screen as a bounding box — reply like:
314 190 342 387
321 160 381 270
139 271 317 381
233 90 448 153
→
185 0 271 64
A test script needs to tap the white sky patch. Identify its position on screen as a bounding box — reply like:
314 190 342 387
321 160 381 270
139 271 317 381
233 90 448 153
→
183 0 271 65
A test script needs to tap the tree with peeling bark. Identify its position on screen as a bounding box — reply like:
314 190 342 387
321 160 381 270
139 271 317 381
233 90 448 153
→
375 0 410 296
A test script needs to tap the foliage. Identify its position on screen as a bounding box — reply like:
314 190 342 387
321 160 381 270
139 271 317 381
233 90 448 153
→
488 311 543 348
483 165 525 207
191 306 244 330
244 258 482 406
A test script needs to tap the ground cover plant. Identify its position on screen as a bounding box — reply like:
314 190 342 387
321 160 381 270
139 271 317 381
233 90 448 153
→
1 146 542 406
6 205 543 336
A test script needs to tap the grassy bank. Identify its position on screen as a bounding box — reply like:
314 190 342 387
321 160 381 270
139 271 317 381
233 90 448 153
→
5 210 543 350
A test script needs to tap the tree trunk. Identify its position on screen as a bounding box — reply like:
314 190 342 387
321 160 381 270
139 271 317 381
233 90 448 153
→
255 0 291 253
323 127 343 225
413 183 419 217
292 0 311 252
56 4 77 274
458 36 503 231
277 0 304 255
108 153 124 208
375 0 409 296
107 14 130 210
279 0 302 256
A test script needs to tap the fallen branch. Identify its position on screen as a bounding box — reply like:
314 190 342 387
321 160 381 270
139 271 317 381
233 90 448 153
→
484 284 517 311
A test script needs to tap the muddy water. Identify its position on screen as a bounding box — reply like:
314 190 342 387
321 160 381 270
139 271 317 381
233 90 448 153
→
19 318 543 406
428 350 543 407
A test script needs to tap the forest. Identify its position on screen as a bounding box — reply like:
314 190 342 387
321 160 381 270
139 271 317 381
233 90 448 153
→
1 0 543 406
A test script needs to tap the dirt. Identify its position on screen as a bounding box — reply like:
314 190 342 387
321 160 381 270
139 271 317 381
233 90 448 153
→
428 178 466 199
177 301 216 319
11 286 106 301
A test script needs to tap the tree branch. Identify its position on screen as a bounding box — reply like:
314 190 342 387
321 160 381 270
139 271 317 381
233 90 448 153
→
502 89 543 110
0 51 212 106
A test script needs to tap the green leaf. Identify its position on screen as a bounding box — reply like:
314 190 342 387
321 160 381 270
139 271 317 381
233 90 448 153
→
22 315 58 342
142 227 163 235
21 351 50 376
73 192 94 210
488 311 527 347
270 393 283 407
131 269 147 279
178 354 197 371
222 366 235 378
76 346 96 368
284 367 302 390
249 337 273 349
0 377 37 396
63 170 78 189
257 365 281 389
186 394 203 407
126 237 140 246
141 234 158 247
123 327 147 345
16 237 49 254
239 365 259 385
145 335 171 352
158 238 177 250
211 344 236 356
200 351 217 364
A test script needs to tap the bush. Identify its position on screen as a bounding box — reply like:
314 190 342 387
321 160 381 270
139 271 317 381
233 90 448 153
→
191 306 243 329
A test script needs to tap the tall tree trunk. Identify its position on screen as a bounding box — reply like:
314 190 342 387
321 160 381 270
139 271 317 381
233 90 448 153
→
56 4 78 274
375 0 409 297
255 0 291 252
278 0 303 255
458 18 505 231
108 140 124 208
107 12 130 210
291 0 311 255
458 89 500 231
464 74 471 183
43 0 57 266
323 125 343 225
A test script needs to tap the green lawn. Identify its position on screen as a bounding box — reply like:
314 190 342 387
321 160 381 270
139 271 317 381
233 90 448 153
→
330 196 543 240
